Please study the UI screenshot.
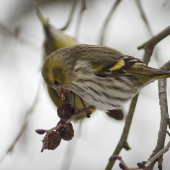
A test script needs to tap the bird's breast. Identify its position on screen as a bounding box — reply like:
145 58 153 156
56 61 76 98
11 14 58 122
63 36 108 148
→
70 76 138 111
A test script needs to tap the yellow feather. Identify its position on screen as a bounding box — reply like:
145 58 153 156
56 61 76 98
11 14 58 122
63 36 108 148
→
110 59 125 70
94 64 105 73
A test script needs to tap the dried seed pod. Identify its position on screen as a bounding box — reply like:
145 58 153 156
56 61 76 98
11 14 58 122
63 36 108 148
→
137 162 146 168
57 103 75 120
47 131 61 150
35 129 47 135
119 163 125 170
58 122 74 141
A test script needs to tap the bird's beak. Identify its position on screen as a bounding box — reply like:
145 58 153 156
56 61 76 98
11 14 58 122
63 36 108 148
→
60 86 65 100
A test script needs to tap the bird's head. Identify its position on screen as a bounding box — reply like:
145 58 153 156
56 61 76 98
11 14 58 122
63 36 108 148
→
42 51 70 100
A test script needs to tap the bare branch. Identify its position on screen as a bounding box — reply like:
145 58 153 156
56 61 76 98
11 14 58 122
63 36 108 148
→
61 120 83 170
60 0 78 31
160 60 170 71
99 0 122 45
0 80 41 164
105 26 170 170
145 60 170 170
138 26 170 64
105 94 138 170
40 105 95 152
108 141 170 170
0 22 20 38
135 0 152 35
75 0 86 39
145 141 170 168
135 0 161 67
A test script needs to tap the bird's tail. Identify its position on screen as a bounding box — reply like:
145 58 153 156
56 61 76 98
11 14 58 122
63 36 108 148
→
151 69 170 81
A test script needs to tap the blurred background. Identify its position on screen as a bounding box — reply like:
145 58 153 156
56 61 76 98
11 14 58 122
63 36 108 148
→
0 0 170 169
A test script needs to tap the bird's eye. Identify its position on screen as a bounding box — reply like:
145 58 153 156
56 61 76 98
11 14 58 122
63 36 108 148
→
54 80 59 86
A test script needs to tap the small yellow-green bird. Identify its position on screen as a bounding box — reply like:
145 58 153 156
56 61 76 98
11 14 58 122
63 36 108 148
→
42 44 170 111
37 7 124 119
36 7 99 119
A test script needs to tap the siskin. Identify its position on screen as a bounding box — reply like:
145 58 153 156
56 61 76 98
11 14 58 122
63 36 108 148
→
37 8 124 119
36 8 102 119
42 44 170 111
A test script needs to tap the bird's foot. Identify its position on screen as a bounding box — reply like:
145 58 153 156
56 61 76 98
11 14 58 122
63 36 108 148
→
75 105 95 118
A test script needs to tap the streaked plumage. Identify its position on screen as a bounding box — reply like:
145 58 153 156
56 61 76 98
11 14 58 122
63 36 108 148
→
42 44 170 111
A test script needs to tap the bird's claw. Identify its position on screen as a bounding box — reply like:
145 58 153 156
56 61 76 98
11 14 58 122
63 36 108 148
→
74 105 95 118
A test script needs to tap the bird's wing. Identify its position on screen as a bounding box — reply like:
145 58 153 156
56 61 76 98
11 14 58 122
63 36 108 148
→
94 55 157 78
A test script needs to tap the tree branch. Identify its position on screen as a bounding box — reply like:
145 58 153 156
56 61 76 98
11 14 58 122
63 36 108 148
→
138 25 170 64
60 0 78 31
99 0 122 45
105 94 138 170
105 26 170 170
145 140 170 168
146 60 170 170
135 0 152 36
0 80 41 164
135 0 162 67
109 140 170 170
75 0 86 39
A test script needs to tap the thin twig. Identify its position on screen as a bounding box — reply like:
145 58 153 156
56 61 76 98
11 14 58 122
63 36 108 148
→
99 0 122 45
105 26 170 170
139 27 170 168
41 105 95 152
0 22 20 38
134 0 160 67
109 141 170 170
75 0 86 39
135 0 152 35
0 79 41 164
145 141 170 169
0 123 28 164
105 94 138 170
145 60 170 170
61 120 83 170
160 60 170 71
60 0 78 31
138 25 170 64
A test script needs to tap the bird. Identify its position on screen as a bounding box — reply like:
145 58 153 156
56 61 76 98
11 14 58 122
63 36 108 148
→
41 44 170 112
36 7 92 117
37 8 124 119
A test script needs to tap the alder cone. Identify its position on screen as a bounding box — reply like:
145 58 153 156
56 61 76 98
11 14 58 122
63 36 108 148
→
58 122 74 141
47 131 61 150
57 103 75 120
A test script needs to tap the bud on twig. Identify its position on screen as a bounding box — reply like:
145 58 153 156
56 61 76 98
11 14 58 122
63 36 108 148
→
109 155 120 162
137 162 146 168
35 129 47 135
119 162 125 170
